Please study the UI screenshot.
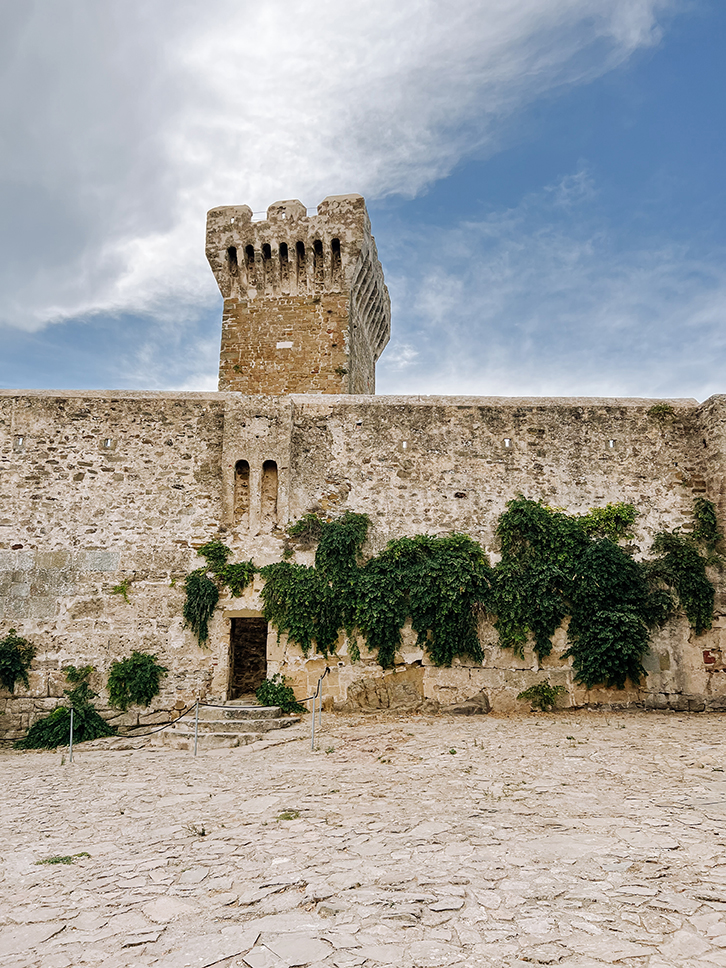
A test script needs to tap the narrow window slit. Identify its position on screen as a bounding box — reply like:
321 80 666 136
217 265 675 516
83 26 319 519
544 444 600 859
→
331 238 342 287
296 241 306 291
313 239 324 287
234 460 250 525
261 460 278 527
245 245 256 286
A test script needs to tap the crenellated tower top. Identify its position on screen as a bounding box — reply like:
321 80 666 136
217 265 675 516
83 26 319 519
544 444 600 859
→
206 193 390 394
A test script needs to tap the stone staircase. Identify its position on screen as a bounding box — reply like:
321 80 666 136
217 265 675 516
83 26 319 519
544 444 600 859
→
144 700 302 750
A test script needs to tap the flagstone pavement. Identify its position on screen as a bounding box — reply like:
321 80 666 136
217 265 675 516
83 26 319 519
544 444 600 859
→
2 711 726 968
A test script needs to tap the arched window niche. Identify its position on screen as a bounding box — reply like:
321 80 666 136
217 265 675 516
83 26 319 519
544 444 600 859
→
261 460 278 526
234 459 250 525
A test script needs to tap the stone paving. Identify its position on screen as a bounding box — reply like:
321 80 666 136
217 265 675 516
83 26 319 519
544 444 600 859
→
2 711 726 968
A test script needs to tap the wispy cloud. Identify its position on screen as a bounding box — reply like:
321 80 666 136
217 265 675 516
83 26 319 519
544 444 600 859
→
377 169 726 399
0 0 674 333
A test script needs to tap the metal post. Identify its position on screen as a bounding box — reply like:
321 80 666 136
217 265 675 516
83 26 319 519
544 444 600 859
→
311 691 316 751
193 700 199 757
318 679 323 730
69 708 74 763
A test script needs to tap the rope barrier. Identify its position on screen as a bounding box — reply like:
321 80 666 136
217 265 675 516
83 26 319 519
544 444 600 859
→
65 670 333 753
120 702 197 738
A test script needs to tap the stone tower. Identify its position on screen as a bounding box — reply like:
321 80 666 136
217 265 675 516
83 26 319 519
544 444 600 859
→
206 194 391 394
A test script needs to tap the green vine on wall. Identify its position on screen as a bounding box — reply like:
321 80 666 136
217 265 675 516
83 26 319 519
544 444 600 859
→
0 628 36 694
183 540 255 646
107 651 168 710
262 513 492 668
182 497 720 691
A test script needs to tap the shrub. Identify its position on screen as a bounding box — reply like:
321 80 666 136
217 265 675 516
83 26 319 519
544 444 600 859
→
15 665 116 749
256 673 306 714
107 651 168 710
0 628 35 693
517 682 566 712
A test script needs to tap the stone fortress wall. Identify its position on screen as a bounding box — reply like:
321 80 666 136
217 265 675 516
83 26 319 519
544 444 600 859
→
1 194 725 739
2 389 726 738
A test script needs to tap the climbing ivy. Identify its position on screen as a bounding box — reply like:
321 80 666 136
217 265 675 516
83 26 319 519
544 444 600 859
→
261 513 490 668
576 502 638 541
183 540 255 646
0 628 36 694
491 496 717 689
646 495 726 636
183 497 720 691
260 512 369 659
692 496 723 552
356 532 491 668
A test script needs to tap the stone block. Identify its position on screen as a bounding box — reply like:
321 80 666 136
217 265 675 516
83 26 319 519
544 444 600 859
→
668 695 689 712
35 551 71 570
28 597 57 620
76 550 120 572
442 688 490 715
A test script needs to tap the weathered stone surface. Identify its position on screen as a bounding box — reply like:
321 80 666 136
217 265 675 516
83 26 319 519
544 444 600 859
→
340 674 423 712
441 688 491 716
2 712 726 967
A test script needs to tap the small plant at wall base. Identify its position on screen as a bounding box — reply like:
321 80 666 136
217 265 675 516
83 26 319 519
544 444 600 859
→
107 651 168 710
256 673 306 714
517 682 566 712
0 628 36 693
183 540 256 646
15 665 116 749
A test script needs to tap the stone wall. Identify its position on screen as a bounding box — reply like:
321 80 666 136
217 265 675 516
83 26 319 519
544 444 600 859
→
2 390 725 740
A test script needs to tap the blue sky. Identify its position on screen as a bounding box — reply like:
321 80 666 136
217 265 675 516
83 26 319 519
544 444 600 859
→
1 1 724 399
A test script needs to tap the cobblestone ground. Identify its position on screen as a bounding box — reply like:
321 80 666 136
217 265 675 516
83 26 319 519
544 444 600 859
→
2 711 726 968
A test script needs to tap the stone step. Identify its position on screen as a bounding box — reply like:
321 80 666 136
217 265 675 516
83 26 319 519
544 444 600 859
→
186 716 300 734
195 704 283 722
155 730 264 750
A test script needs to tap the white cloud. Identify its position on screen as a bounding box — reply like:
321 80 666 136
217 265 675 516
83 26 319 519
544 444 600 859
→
0 0 674 332
377 170 726 399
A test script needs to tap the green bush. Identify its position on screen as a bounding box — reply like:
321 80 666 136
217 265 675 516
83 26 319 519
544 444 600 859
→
0 628 35 693
15 665 116 749
255 673 306 714
107 651 168 710
517 682 566 711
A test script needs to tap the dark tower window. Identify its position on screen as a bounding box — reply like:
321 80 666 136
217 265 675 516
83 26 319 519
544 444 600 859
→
234 459 250 524
313 238 324 287
331 238 342 287
296 241 306 291
262 243 272 290
261 460 278 526
279 241 290 292
227 246 238 276
245 244 256 286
